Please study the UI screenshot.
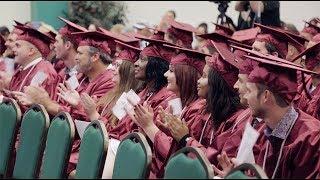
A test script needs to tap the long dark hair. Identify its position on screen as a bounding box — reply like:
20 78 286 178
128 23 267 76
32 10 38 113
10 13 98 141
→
145 56 169 92
174 64 199 107
206 68 241 129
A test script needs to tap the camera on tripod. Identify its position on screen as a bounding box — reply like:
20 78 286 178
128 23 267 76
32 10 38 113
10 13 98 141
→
212 1 230 15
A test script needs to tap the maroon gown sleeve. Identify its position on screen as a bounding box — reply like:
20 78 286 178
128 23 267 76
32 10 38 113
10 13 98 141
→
70 71 115 121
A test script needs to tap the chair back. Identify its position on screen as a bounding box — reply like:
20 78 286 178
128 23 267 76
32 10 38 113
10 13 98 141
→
12 104 50 179
112 132 152 179
164 147 214 179
75 120 108 179
0 98 21 178
40 112 75 179
225 163 268 179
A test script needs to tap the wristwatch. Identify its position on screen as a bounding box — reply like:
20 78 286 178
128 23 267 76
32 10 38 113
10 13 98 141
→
178 134 191 148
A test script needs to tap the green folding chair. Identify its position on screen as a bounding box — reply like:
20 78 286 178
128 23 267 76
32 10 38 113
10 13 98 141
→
0 98 21 178
40 112 75 179
75 120 108 179
225 163 268 179
112 132 152 179
12 104 50 179
164 147 214 179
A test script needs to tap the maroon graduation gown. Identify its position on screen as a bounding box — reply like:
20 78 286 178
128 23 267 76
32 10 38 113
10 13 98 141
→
8 59 59 112
67 69 115 172
255 109 320 179
151 99 213 178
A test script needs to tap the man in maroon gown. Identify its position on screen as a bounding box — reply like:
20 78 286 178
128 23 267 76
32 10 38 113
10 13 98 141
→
4 25 59 112
214 54 320 179
293 34 320 119
21 17 88 116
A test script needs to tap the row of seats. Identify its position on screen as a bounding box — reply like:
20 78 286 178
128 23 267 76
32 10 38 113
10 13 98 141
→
0 98 268 179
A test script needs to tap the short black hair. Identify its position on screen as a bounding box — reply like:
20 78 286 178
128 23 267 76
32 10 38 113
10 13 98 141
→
145 56 169 92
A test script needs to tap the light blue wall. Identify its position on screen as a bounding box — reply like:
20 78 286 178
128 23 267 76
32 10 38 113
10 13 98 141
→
31 1 69 30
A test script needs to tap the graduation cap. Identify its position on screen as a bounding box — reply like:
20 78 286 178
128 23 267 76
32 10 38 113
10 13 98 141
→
134 28 177 47
139 41 177 63
163 44 209 74
280 28 309 45
197 31 236 43
71 31 113 55
14 20 25 26
207 40 244 87
212 22 234 36
292 42 320 70
166 20 197 48
231 27 260 45
146 27 166 40
254 23 305 58
119 32 141 47
231 45 303 68
12 20 25 35
15 25 54 58
58 16 87 47
245 54 318 103
115 40 141 63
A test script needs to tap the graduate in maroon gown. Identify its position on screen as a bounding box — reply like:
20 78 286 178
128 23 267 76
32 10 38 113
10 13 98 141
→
165 20 197 48
252 23 305 59
106 29 177 140
213 54 320 179
163 40 250 168
126 45 208 178
20 17 88 117
5 25 59 112
81 40 143 131
293 34 320 119
41 30 116 174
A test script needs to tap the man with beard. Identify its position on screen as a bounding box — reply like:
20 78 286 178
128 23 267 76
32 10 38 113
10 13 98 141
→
213 54 320 179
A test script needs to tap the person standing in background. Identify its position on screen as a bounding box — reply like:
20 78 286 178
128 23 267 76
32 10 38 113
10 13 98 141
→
235 1 281 30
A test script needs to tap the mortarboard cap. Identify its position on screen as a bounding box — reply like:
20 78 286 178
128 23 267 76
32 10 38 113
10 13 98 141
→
58 17 87 47
15 25 54 58
231 27 260 45
166 20 197 48
254 23 304 58
71 31 112 55
212 22 234 36
208 40 244 87
163 44 209 74
292 42 320 70
245 54 318 103
115 40 141 63
231 45 303 67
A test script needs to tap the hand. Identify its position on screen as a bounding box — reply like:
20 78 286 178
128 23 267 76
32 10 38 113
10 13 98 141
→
11 91 33 106
166 115 189 142
81 93 100 120
212 151 238 178
24 85 50 104
57 82 80 107
134 104 154 129
0 71 12 89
